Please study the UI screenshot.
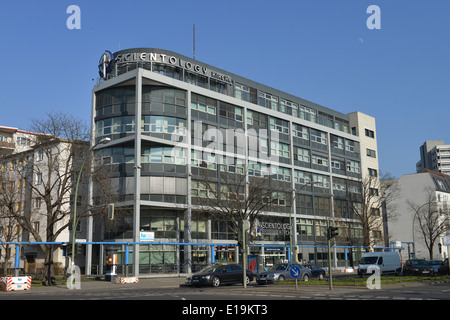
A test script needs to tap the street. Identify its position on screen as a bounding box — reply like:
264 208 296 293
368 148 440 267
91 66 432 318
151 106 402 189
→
1 276 449 301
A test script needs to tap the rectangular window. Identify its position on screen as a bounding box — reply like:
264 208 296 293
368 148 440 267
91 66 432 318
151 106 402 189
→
366 148 376 158
310 129 327 145
368 168 378 177
269 117 289 135
292 124 309 140
294 147 310 162
258 92 278 110
346 160 361 174
271 141 290 159
34 172 42 185
365 129 375 138
312 154 328 167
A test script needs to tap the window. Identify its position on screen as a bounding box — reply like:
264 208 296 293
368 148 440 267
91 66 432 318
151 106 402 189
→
271 166 291 182
312 154 328 167
312 173 330 189
294 147 310 162
34 172 42 185
271 141 290 159
292 124 309 140
219 103 243 122
365 129 375 138
235 83 257 103
141 116 186 135
294 170 311 185
191 180 215 198
258 92 278 110
269 117 289 135
366 148 376 158
34 197 42 209
247 162 269 177
191 93 216 115
368 168 378 177
280 99 299 116
299 105 317 122
37 150 44 161
247 110 267 128
346 160 361 174
310 129 327 145
332 136 344 150
17 137 31 145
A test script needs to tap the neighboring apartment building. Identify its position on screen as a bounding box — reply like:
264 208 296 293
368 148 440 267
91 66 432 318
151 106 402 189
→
0 127 92 274
416 140 450 175
386 170 450 261
91 48 381 275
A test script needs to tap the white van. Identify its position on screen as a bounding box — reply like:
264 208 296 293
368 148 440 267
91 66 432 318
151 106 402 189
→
358 252 402 276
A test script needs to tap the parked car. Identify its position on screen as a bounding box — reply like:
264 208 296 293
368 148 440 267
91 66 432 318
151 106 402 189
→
402 259 435 276
438 258 449 275
304 264 326 280
185 264 254 287
256 263 312 284
427 260 443 274
358 252 402 276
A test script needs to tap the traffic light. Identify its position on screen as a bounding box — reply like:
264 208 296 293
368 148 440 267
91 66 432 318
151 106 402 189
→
75 243 82 255
66 243 73 256
326 226 339 240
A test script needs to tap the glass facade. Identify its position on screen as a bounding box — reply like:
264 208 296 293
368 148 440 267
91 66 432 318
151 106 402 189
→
94 48 367 274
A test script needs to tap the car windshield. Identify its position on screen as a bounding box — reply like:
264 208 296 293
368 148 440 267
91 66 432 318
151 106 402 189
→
360 257 378 264
411 260 428 266
268 264 288 271
428 260 442 265
197 265 222 274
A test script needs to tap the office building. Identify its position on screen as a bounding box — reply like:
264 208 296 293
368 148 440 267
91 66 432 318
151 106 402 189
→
416 140 450 175
91 47 384 275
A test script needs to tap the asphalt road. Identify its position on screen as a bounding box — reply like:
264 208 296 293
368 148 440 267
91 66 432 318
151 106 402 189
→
1 276 449 301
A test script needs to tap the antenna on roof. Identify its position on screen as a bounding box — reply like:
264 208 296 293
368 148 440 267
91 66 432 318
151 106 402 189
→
193 24 196 60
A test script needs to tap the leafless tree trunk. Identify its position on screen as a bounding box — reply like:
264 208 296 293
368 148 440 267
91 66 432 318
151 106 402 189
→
408 188 450 259
348 172 400 249
4 112 113 285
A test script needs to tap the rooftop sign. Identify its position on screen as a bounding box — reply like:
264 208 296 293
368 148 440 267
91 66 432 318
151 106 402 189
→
101 49 232 85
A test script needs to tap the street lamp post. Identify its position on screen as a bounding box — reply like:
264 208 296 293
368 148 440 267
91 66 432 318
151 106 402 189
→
71 137 110 266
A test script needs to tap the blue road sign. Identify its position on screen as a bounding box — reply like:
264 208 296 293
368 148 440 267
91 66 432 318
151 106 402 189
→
290 265 301 279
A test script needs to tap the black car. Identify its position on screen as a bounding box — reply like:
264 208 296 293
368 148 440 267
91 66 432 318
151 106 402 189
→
304 264 326 280
438 258 449 275
185 264 254 287
402 259 435 276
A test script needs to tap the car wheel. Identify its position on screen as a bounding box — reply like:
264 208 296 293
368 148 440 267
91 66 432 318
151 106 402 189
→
245 275 250 285
318 273 324 280
302 274 309 282
212 276 221 287
278 275 285 282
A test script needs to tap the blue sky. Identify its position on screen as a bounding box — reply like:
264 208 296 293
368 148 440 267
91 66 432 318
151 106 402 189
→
1 0 449 178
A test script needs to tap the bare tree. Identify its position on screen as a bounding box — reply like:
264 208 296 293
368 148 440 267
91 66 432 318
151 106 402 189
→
5 112 111 285
348 172 400 249
408 188 450 259
0 168 23 275
193 159 284 242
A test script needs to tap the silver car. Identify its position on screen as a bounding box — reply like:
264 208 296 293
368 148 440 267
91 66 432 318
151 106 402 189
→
256 263 312 284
